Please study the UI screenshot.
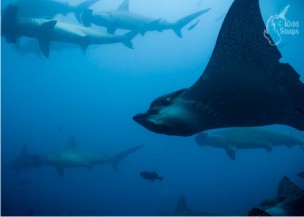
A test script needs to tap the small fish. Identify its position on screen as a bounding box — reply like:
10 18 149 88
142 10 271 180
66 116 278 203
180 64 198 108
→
140 171 163 182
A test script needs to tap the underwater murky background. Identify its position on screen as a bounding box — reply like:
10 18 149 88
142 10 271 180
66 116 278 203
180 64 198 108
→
2 0 304 215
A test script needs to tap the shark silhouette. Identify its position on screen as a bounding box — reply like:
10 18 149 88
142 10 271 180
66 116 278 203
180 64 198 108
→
1 5 138 57
39 137 143 176
4 0 99 21
195 126 304 160
80 0 210 37
133 0 304 136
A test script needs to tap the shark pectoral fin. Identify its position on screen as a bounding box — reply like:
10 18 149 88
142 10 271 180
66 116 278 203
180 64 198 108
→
107 26 117 35
38 20 57 58
56 166 64 176
121 30 138 49
225 145 236 160
263 143 273 152
38 39 50 58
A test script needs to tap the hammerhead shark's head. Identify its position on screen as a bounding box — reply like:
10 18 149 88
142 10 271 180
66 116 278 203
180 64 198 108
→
249 176 304 216
1 5 138 57
5 145 41 172
6 0 99 21
39 137 143 176
80 0 210 37
195 127 304 160
133 0 304 136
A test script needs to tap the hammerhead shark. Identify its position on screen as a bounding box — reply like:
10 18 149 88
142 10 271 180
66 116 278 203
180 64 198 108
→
6 0 99 21
195 127 304 160
39 137 143 176
1 5 138 57
133 0 304 136
80 0 210 37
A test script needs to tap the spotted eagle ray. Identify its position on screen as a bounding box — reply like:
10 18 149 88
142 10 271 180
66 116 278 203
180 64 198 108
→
133 0 304 136
249 176 304 216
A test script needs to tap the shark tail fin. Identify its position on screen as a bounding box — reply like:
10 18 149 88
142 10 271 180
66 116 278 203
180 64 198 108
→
172 8 210 38
74 0 99 22
121 30 139 49
81 9 93 27
110 145 144 172
1 4 19 43
37 20 57 58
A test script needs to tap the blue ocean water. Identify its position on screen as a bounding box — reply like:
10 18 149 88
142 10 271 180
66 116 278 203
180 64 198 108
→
1 0 304 216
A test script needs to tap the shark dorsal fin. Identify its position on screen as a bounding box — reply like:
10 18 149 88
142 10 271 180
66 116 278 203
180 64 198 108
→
117 0 129 11
277 176 304 199
66 136 77 150
175 195 191 214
